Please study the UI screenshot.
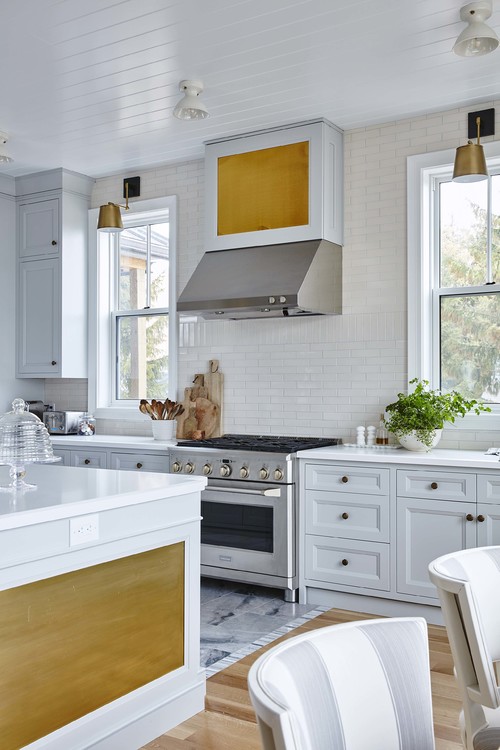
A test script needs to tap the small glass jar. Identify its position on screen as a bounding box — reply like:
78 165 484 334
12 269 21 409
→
78 412 96 436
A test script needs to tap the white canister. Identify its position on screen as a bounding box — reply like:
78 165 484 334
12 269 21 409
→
151 420 177 443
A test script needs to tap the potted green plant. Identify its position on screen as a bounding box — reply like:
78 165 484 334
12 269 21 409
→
384 378 490 451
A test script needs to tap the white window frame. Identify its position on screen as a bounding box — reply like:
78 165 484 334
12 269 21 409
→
408 143 500 431
88 196 178 421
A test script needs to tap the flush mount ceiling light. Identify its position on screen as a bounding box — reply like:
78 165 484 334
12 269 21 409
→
453 108 495 181
453 0 499 56
97 176 140 233
173 80 209 120
0 132 14 165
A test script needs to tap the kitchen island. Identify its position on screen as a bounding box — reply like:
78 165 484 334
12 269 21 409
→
0 463 206 750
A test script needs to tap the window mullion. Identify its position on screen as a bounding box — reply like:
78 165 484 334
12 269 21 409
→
487 175 493 283
146 225 152 308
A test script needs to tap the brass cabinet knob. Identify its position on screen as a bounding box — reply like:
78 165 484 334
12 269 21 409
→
430 482 438 490
51 240 57 246
341 476 349 483
477 515 485 522
341 512 349 520
172 461 182 473
466 513 474 521
341 558 349 566
136 462 143 469
84 458 90 465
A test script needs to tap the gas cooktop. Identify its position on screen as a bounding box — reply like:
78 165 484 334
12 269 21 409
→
176 434 343 453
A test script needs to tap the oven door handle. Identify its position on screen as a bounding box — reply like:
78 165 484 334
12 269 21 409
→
203 486 282 497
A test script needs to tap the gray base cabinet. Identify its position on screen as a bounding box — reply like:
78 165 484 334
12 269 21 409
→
299 456 500 611
53 447 168 473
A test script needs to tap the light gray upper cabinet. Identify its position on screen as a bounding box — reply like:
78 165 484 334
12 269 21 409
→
205 119 343 251
16 170 94 378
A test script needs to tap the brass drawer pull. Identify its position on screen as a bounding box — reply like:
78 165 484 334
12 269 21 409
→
477 515 485 522
430 482 438 490
341 559 349 566
341 476 349 484
136 462 143 469
341 512 349 520
466 513 474 521
84 458 90 465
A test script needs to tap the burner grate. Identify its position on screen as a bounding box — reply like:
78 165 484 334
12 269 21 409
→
176 434 342 453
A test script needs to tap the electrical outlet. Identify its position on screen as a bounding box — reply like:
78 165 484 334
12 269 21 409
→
70 514 99 546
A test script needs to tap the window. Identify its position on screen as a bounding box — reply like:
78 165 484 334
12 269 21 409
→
88 197 177 420
408 145 500 428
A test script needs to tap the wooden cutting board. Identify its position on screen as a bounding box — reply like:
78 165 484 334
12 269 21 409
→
176 361 224 439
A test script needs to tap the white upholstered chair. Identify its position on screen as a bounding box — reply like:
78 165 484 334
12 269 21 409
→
247 617 435 750
429 546 500 750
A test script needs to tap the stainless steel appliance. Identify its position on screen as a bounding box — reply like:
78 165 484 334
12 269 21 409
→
168 434 342 600
43 411 84 434
177 240 342 320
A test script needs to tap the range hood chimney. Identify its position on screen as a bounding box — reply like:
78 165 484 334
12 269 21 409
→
177 240 342 320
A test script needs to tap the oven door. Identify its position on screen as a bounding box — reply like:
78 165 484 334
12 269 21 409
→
200 480 294 579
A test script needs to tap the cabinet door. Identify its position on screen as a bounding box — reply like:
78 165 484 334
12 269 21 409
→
205 121 343 250
19 199 59 259
476 504 500 546
70 450 107 469
17 259 60 376
52 449 71 466
110 452 168 473
397 497 476 599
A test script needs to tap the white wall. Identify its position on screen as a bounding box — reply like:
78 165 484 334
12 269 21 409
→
77 101 500 447
0 176 44 412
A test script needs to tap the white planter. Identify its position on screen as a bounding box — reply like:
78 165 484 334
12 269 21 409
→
151 420 177 443
398 429 442 452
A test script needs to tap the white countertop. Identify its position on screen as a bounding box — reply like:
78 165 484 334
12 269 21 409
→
51 434 172 451
0 464 206 530
296 445 500 470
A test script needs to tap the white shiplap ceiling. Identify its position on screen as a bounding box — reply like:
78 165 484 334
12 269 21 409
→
2 0 500 178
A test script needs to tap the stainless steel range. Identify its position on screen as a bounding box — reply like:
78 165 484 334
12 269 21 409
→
168 434 342 601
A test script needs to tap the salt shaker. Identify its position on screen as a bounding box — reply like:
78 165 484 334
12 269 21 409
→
366 425 376 446
356 425 366 447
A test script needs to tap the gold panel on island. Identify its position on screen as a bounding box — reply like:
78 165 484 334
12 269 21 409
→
0 542 185 750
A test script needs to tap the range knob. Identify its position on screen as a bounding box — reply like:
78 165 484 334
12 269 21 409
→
220 464 232 477
184 462 195 474
172 461 182 473
203 463 213 476
240 466 250 479
259 467 269 480
274 468 284 481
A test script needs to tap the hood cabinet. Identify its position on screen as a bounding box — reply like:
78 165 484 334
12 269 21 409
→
204 119 343 251
16 170 94 378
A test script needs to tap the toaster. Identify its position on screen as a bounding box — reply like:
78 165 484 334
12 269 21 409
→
43 411 84 434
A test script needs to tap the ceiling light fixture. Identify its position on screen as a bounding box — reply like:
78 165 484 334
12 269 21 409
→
453 1 499 56
97 176 140 233
173 80 209 121
453 109 495 181
0 132 14 165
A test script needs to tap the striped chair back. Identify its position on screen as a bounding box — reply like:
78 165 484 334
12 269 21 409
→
248 617 435 750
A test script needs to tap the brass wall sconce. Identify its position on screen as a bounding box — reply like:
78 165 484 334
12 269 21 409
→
453 108 495 182
97 176 140 232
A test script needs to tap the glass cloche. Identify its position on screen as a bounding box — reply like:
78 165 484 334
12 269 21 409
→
0 398 61 491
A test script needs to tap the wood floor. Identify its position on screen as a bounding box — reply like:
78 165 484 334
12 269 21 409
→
144 607 463 749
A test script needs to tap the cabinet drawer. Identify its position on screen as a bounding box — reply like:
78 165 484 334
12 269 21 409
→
305 491 389 542
110 452 168 473
305 536 390 591
397 469 475 502
305 464 389 496
70 450 107 469
478 475 500 504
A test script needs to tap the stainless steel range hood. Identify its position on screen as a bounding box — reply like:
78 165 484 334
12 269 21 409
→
177 240 342 320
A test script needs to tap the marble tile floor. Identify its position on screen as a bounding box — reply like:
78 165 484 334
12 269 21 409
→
200 577 327 675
